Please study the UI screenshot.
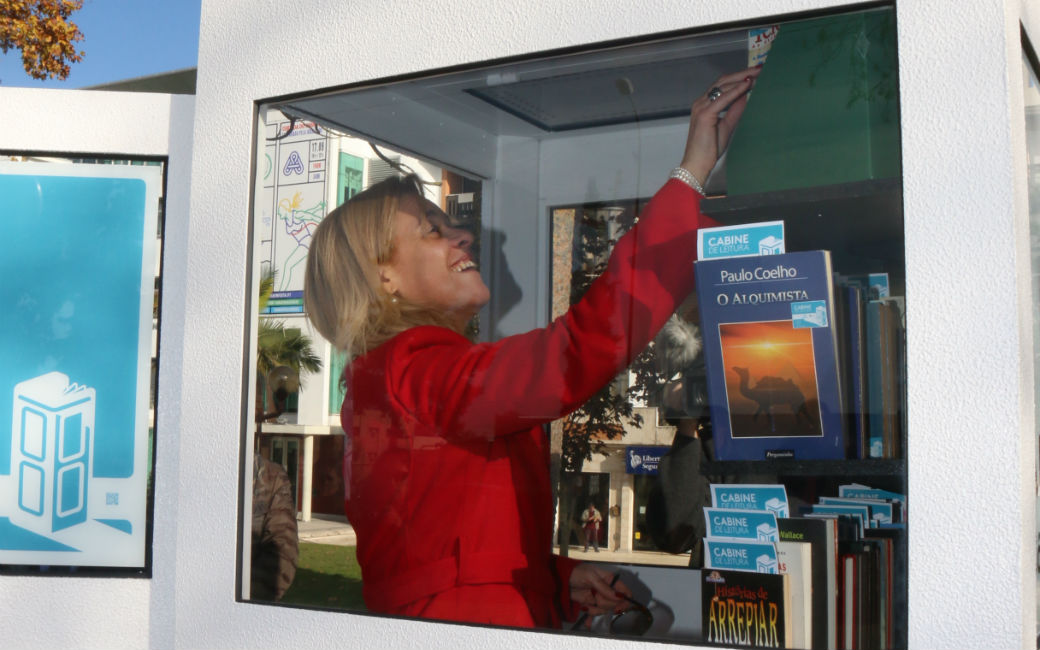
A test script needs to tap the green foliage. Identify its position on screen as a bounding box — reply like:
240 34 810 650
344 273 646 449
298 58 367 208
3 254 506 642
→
257 267 322 382
0 0 84 81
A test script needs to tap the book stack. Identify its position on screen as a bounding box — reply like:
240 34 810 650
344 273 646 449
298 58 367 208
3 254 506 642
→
833 274 905 459
802 484 907 650
700 483 805 649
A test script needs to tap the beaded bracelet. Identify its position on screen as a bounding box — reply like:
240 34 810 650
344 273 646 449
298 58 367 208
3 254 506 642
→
669 167 705 196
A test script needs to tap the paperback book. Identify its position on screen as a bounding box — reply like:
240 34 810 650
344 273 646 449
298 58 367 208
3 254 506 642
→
694 250 845 460
777 539 813 650
702 569 793 648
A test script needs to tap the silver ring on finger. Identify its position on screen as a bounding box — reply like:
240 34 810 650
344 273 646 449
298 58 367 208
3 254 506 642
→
707 86 723 102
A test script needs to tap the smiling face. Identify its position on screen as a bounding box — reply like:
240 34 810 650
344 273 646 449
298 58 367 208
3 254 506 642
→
378 195 490 330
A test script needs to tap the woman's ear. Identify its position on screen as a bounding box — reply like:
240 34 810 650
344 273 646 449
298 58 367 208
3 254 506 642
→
377 264 399 297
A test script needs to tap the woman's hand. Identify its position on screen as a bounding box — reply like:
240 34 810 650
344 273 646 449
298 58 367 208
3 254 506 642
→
680 66 762 186
569 563 632 619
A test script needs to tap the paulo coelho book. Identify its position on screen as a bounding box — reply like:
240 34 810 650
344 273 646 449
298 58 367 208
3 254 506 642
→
694 250 845 460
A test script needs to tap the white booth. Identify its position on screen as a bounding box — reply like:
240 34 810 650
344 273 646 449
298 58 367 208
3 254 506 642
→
1 0 1039 648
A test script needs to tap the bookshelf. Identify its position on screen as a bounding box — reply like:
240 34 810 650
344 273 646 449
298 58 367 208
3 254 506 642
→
700 181 908 649
704 458 905 479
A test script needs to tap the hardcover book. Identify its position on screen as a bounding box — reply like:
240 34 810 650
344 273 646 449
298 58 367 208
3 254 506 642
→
777 539 813 650
864 526 907 648
779 517 838 650
836 281 868 458
702 568 793 648
866 298 904 458
694 250 845 460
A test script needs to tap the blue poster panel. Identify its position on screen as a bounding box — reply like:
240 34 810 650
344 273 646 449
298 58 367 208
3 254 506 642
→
0 162 159 568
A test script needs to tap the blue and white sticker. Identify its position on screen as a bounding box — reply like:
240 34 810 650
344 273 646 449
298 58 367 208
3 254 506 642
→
791 300 828 328
704 539 779 574
697 221 785 260
704 507 779 541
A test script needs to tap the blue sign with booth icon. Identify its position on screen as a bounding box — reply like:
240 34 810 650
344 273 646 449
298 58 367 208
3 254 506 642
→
0 162 159 568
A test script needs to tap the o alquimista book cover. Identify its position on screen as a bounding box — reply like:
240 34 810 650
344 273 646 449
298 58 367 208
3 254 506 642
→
694 250 845 460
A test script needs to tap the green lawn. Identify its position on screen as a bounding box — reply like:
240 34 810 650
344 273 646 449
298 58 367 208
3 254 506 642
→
281 542 366 611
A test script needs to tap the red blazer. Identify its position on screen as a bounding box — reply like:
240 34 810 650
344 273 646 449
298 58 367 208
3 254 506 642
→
342 179 716 627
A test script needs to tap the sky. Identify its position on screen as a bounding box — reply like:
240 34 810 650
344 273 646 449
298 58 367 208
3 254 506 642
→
0 0 202 88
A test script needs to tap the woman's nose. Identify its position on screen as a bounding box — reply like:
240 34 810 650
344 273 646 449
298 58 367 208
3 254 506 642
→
445 225 474 249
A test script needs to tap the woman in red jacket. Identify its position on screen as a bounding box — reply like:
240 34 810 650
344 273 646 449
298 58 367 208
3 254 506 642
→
302 67 758 629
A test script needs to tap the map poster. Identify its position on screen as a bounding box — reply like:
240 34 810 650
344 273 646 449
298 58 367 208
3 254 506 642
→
0 162 159 568
258 115 329 315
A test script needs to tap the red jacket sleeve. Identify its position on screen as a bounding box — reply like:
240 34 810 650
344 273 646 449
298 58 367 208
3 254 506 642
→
381 179 717 440
553 554 582 622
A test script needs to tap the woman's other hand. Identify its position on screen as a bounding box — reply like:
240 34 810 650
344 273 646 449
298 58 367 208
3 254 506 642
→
569 563 632 619
680 66 762 186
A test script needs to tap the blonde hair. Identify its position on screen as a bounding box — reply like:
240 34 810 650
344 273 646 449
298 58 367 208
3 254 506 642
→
304 174 458 359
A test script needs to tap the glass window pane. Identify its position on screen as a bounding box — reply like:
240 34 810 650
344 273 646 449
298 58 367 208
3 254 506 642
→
243 7 906 647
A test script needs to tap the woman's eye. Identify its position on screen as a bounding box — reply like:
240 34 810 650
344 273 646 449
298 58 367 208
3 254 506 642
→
427 225 441 237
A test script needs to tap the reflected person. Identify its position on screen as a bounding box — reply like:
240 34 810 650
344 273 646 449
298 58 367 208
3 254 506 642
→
302 67 760 629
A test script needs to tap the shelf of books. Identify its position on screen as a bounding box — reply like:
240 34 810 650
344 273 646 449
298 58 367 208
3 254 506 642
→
681 190 907 650
698 482 906 650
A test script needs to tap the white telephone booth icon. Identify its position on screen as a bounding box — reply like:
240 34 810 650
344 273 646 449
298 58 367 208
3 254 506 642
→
11 372 94 534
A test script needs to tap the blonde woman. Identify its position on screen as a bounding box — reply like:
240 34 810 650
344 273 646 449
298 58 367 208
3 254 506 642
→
303 67 758 629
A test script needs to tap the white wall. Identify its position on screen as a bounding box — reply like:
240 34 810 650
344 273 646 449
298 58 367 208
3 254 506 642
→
4 0 1040 647
0 88 195 649
901 3 1036 648
173 1 1039 648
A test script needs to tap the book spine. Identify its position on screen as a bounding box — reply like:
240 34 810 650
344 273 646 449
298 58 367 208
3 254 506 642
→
865 300 884 458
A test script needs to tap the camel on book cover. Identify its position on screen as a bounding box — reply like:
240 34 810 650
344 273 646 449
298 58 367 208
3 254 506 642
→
732 366 814 430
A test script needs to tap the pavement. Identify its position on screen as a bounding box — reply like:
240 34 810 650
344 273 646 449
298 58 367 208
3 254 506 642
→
297 513 356 546
298 514 691 566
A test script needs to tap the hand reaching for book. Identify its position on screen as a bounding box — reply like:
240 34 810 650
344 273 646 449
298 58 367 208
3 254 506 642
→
679 66 761 188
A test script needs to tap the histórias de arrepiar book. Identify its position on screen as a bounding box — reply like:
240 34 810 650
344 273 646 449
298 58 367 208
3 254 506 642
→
694 250 845 460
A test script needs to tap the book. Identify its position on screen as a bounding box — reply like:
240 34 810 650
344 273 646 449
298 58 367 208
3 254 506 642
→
838 484 907 523
695 251 846 460
839 554 857 650
866 298 904 458
803 512 862 543
779 517 838 650
837 282 868 458
860 537 892 649
810 503 870 536
702 568 793 648
864 527 907 648
818 496 897 525
777 539 813 650
839 540 881 650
